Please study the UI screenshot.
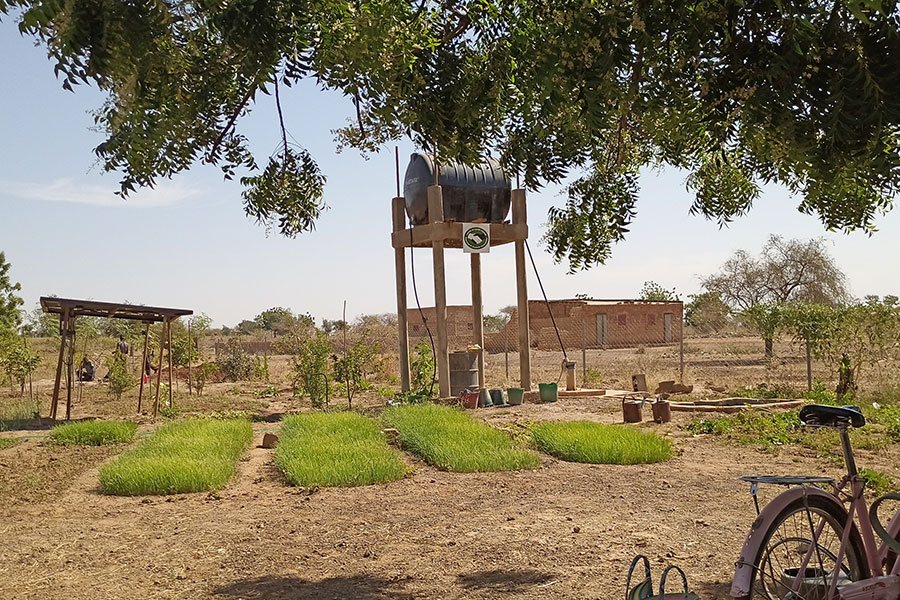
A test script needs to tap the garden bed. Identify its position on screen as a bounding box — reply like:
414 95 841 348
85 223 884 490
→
275 412 407 487
382 404 540 472
99 419 252 496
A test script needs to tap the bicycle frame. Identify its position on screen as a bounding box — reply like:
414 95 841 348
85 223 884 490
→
731 426 900 600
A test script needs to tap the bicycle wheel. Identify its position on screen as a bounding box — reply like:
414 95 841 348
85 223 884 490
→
748 495 868 600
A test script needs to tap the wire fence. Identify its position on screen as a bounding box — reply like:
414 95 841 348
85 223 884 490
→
478 301 842 396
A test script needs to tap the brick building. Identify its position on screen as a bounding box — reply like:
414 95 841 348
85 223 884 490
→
408 299 683 353
486 299 683 352
407 305 476 351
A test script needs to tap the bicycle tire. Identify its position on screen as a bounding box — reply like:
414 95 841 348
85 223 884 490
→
747 495 869 599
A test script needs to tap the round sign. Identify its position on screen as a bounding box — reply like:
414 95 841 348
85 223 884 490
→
464 226 489 250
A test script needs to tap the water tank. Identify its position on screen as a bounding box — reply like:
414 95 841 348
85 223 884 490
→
403 153 512 226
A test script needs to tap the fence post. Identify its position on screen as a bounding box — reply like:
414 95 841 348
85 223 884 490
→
806 341 812 392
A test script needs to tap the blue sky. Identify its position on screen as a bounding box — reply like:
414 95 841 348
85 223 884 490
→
1 19 898 327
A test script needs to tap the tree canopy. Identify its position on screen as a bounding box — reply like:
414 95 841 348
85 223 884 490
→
702 235 850 311
3 1 899 269
0 252 23 335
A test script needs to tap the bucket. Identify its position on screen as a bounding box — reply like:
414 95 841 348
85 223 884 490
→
460 391 479 409
507 388 525 405
623 400 643 423
490 388 506 406
652 400 671 423
478 389 493 408
449 351 479 396
538 382 558 403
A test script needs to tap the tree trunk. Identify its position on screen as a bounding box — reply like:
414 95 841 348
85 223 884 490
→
764 337 774 359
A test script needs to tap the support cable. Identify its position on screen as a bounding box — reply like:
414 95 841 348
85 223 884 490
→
525 239 568 363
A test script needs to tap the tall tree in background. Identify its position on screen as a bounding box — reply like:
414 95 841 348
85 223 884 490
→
639 281 680 302
254 307 299 338
702 236 850 311
2 2 899 270
0 252 23 335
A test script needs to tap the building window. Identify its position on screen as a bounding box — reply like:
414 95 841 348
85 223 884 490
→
647 314 657 326
618 314 627 326
412 324 421 333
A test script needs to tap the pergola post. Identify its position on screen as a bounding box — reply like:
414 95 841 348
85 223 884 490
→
137 322 150 413
392 197 411 392
50 308 69 420
471 253 485 390
65 315 76 420
153 318 166 418
428 185 451 398
167 319 174 409
512 189 532 391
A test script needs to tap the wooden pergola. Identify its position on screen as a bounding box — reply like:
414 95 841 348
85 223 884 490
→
40 297 193 420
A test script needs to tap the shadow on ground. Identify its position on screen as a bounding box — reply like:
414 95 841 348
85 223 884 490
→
456 569 555 593
692 581 733 600
212 574 417 599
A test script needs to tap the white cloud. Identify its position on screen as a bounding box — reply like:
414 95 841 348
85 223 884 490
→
1 178 202 208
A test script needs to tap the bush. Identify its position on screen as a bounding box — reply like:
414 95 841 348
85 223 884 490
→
332 340 380 407
99 419 252 495
107 353 136 400
218 339 254 382
289 331 332 406
530 421 672 465
50 421 137 445
0 342 40 394
382 404 540 472
275 412 407 487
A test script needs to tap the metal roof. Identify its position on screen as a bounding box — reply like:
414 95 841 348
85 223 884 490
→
39 297 193 322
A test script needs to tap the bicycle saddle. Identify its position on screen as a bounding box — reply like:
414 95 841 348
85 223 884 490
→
799 404 866 428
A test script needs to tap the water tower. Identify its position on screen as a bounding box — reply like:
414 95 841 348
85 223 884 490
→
391 153 532 397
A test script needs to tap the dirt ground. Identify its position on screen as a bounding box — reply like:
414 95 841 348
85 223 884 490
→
3 393 899 600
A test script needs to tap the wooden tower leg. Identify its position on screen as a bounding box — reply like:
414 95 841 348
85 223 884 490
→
392 197 411 392
428 185 451 398
471 253 485 390
512 189 532 391
137 322 150 413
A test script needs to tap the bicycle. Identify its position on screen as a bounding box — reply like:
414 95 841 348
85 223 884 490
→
731 404 900 600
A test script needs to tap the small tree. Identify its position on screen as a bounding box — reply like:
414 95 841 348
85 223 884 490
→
106 353 136 400
289 331 332 406
192 362 218 397
218 338 254 381
0 252 23 335
813 297 900 393
410 342 435 398
782 303 839 390
332 340 380 408
741 303 785 359
1 340 40 395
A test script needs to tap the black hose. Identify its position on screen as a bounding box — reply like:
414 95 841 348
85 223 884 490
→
409 227 437 397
